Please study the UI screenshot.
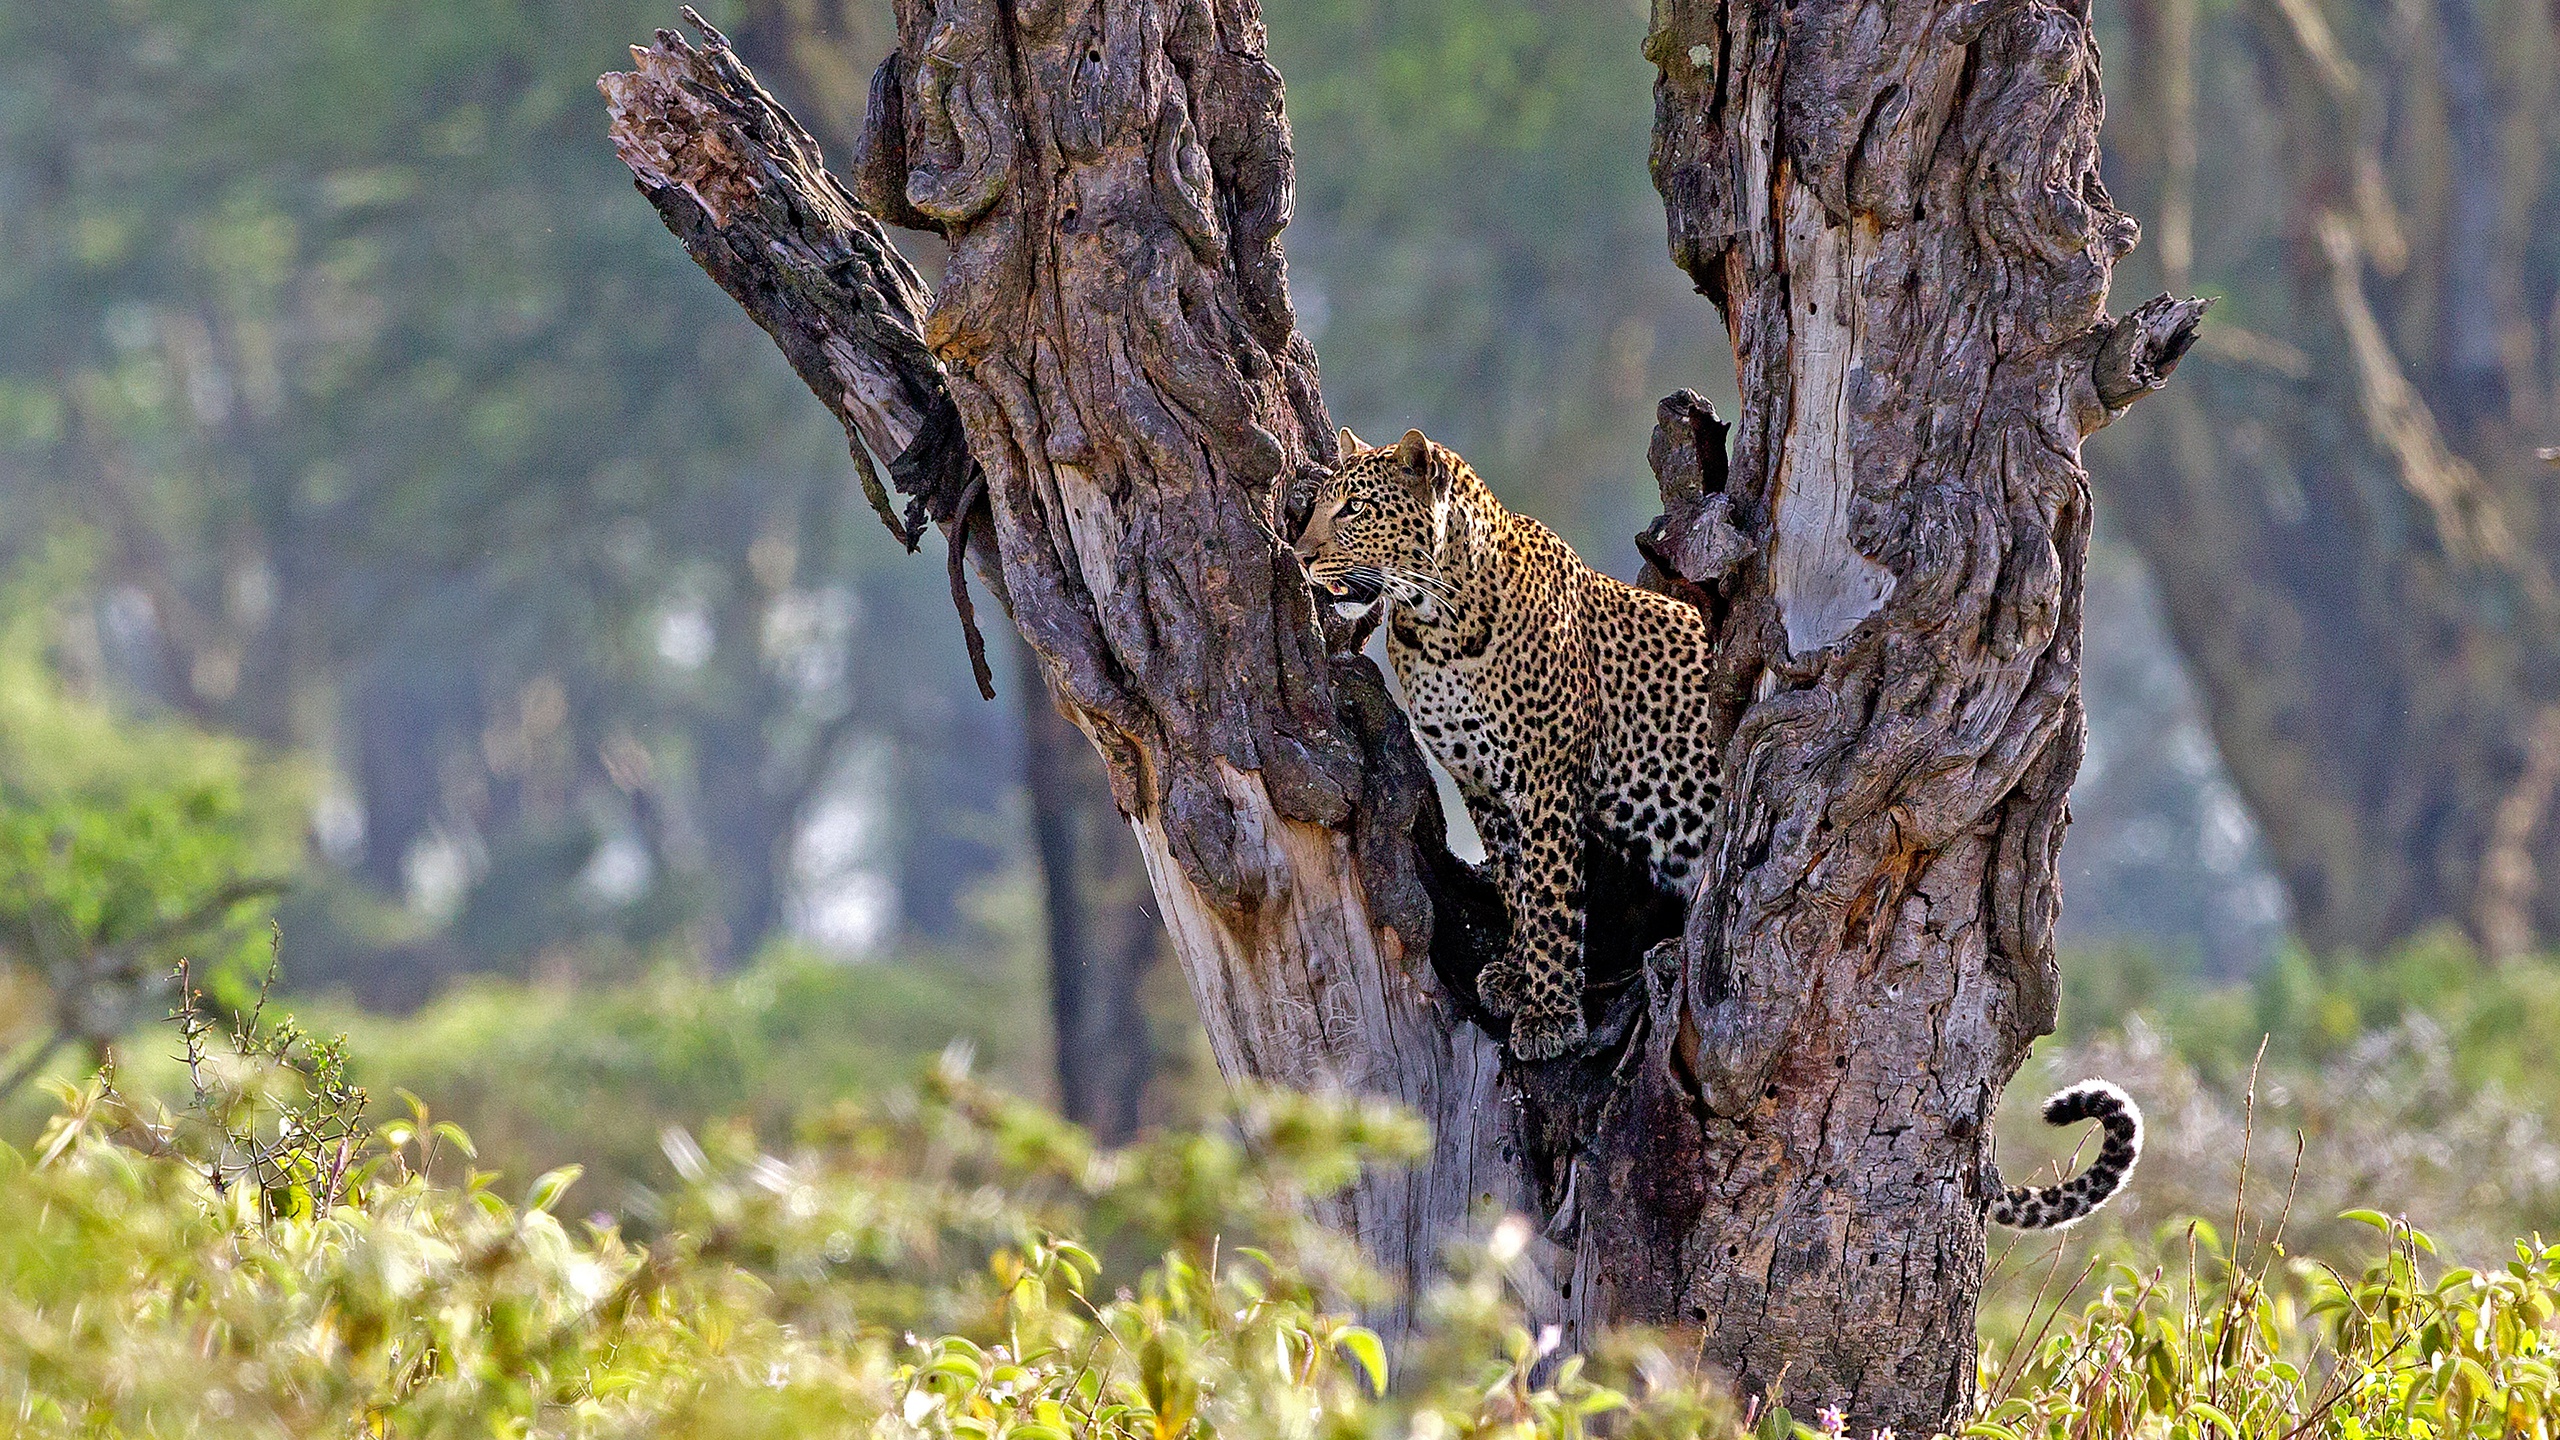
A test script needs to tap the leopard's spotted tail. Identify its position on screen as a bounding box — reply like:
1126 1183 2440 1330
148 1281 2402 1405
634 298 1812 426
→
1990 1081 2143 1230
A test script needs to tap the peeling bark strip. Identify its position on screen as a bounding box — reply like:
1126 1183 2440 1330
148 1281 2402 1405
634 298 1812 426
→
605 4 2198 1434
1640 0 2200 1426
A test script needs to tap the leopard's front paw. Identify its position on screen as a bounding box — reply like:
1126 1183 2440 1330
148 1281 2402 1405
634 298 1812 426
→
1507 1002 1589 1061
1476 961 1528 1018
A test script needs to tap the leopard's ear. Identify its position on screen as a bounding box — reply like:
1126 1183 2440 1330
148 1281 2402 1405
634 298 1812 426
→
1394 428 1430 471
1394 428 1448 498
1336 426 1368 461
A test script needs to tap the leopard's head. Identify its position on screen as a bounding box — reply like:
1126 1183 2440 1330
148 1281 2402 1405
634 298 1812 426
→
1292 427 1457 623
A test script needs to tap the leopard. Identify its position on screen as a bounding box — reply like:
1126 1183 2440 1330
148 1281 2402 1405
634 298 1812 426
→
1291 427 2146 1228
1293 426 1720 1060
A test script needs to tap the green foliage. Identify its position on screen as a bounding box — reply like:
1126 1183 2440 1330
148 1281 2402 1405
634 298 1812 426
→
0 545 303 1096
29 975 2560 1438
1977 1212 2560 1439
2145 931 2560 1104
0 1023 1734 1440
304 942 1060 1212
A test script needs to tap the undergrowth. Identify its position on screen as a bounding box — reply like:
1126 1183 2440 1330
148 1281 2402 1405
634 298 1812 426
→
10 975 2560 1437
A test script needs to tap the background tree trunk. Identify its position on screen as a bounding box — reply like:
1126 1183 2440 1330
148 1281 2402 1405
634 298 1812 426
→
2095 0 2560 957
602 5 2199 1431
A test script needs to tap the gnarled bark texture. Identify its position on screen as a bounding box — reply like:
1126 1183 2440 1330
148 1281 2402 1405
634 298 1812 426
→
602 5 1534 1317
603 4 2199 1432
1627 0 2200 1422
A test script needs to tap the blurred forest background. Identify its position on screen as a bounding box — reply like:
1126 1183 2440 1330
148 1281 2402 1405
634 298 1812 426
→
2 0 2558 1276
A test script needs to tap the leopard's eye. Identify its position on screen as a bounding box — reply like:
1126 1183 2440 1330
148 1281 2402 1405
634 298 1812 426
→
1334 498 1363 521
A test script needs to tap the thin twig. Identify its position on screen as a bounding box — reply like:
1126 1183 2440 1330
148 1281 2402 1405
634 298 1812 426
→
1989 1236 2076 1406
1993 1250 2104 1410
2208 1037 2270 1412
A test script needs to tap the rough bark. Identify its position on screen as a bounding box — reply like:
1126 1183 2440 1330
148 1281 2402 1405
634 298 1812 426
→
1634 0 2201 1422
1019 640 1162 1141
2095 0 2560 957
602 6 2198 1432
602 7 1534 1319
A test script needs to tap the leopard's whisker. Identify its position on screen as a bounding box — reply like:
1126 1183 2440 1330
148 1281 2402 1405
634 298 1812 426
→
1384 565 1457 603
1383 573 1445 609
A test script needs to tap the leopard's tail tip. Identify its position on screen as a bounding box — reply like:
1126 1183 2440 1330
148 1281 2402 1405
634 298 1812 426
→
1990 1079 2143 1231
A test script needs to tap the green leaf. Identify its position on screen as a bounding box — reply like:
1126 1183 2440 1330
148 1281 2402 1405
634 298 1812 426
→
1333 1326 1388 1397
432 1120 478 1160
524 1165 582 1214
2187 1401 2241 1436
1574 1385 1628 1415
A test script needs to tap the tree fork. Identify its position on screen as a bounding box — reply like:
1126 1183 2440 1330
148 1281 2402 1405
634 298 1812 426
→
603 3 2201 1431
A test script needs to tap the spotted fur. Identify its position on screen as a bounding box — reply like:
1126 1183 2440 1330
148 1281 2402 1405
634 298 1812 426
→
1990 1081 2144 1229
1294 427 1719 1059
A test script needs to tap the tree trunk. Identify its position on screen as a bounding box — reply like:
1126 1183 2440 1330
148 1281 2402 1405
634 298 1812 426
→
1628 0 2199 1421
1019 639 1162 1141
602 4 2198 1430
601 8 1535 1326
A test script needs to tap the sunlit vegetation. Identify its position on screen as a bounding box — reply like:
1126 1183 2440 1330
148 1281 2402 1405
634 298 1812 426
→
15 989 2560 1439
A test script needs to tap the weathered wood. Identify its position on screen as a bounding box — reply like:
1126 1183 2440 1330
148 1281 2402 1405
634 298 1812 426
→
603 7 1536 1318
605 5 2198 1432
1633 0 2202 1425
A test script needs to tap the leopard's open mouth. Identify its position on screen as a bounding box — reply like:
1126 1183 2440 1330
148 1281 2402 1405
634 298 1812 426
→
1318 572 1384 619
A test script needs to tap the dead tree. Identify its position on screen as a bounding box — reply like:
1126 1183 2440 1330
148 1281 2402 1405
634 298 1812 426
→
601 3 2198 1429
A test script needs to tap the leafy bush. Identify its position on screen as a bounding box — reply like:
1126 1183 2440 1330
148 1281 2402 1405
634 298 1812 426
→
24 977 2560 1438
0 542 305 1117
1976 1208 2560 1438
1 1009 1733 1440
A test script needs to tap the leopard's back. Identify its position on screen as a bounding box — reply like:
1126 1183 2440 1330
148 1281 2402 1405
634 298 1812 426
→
1584 577 1721 892
1390 509 1720 899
